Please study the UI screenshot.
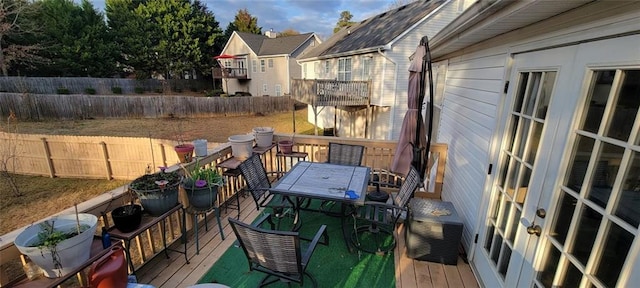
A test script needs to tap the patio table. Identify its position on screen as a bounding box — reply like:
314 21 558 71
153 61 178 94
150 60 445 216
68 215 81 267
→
270 161 370 251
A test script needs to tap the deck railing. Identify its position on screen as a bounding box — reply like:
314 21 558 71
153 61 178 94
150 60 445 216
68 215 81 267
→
211 68 249 79
290 79 370 106
0 134 447 286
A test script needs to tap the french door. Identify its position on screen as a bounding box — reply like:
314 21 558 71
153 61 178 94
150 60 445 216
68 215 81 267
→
474 35 640 288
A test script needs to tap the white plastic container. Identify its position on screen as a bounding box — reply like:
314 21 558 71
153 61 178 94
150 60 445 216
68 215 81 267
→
228 134 254 160
14 214 98 278
193 139 208 157
252 127 274 147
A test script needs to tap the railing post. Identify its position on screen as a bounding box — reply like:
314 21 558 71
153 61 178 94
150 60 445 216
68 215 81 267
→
100 141 112 180
40 137 55 178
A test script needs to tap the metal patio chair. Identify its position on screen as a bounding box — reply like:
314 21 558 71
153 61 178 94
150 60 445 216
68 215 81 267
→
351 166 420 255
229 214 328 287
317 143 366 215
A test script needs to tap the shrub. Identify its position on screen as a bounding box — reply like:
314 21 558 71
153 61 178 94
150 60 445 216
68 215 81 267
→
111 86 122 94
57 87 70 94
84 87 96 95
134 87 144 94
173 87 183 93
190 86 198 92
154 87 163 93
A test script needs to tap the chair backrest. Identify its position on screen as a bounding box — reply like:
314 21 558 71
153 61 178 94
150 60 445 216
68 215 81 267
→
228 217 303 276
327 142 365 166
393 166 420 209
237 154 271 207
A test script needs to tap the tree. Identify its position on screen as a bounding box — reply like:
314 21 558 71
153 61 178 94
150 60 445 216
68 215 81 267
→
0 0 45 76
32 0 118 77
232 8 261 34
334 10 355 33
278 29 300 37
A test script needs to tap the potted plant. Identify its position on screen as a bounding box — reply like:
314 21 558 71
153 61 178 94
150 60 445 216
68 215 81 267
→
129 168 182 216
173 120 195 163
14 213 98 278
110 187 143 233
181 161 224 209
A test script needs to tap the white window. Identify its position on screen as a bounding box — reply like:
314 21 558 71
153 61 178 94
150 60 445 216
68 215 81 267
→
314 62 319 77
260 60 266 72
252 60 257 73
362 56 372 80
224 60 231 68
268 59 274 68
425 63 447 143
275 84 282 96
338 58 352 81
324 60 330 75
263 84 268 93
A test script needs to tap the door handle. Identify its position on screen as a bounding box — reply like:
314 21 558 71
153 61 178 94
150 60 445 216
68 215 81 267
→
527 224 542 236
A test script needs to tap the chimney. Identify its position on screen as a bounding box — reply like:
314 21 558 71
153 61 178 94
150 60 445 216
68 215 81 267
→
265 28 276 38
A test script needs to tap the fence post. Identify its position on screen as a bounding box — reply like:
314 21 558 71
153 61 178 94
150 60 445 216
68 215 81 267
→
100 141 113 180
40 137 55 178
160 143 168 167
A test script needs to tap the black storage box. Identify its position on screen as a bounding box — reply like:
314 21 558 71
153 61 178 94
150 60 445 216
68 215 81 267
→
405 198 463 265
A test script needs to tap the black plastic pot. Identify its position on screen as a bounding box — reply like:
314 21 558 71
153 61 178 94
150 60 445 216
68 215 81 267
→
111 204 143 233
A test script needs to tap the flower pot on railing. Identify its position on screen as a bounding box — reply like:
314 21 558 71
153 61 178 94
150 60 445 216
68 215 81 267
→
174 144 194 163
253 127 274 148
111 204 143 233
14 214 98 278
129 171 181 216
278 140 294 154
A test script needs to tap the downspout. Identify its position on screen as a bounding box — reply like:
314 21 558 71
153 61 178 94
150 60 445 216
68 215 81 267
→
286 55 291 94
377 48 398 140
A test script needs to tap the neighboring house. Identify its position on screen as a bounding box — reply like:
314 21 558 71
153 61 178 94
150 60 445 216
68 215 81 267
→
295 0 472 139
214 30 321 97
430 1 640 287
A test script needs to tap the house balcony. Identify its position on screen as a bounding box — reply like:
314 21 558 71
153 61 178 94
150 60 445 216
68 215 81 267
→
212 67 249 79
291 79 371 107
0 134 479 288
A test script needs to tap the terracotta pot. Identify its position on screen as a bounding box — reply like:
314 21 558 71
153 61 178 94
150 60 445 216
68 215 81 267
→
174 144 194 163
278 140 293 154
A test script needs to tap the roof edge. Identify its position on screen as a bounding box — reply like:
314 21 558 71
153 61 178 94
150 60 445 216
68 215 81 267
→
387 0 453 48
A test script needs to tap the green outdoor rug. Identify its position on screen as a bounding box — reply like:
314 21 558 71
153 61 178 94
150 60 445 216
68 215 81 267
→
198 201 395 287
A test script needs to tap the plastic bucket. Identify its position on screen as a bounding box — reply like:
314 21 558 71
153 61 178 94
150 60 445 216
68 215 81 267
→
193 139 208 157
228 134 254 160
253 127 274 147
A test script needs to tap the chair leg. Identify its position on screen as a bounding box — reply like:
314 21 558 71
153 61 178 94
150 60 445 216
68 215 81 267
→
216 208 225 240
193 213 200 255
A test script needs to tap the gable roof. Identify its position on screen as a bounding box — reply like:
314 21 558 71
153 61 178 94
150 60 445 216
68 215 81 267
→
302 0 446 59
234 32 316 56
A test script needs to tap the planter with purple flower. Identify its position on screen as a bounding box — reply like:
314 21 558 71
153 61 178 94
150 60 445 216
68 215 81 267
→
181 161 224 210
129 169 182 216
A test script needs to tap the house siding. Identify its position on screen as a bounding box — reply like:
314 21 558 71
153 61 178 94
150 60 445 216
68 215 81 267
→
434 1 640 285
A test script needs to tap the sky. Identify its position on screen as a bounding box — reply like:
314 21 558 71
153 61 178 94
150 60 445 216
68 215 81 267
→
88 0 400 40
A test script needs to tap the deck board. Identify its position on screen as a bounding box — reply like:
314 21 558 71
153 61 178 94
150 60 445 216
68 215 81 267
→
136 196 479 288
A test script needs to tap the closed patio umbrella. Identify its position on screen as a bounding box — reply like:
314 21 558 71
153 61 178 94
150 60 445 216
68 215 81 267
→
391 36 433 181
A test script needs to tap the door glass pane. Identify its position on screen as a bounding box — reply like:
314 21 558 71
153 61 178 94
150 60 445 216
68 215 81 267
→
564 136 595 191
536 72 556 119
581 70 614 133
537 244 561 288
515 119 531 158
485 224 495 251
499 200 512 230
498 245 512 277
515 167 531 205
550 192 577 245
615 151 640 227
514 74 529 113
491 194 503 220
491 233 504 264
562 261 582 287
605 70 640 141
571 205 602 265
527 121 543 165
498 155 511 188
507 208 521 241
507 116 520 153
587 143 623 208
506 162 520 199
594 222 633 287
523 72 541 116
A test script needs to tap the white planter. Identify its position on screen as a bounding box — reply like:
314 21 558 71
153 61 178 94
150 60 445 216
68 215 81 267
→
14 214 98 278
193 139 208 157
252 127 274 147
228 134 254 160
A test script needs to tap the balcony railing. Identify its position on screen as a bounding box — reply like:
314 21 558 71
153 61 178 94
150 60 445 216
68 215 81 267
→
212 67 249 79
0 134 447 286
290 79 370 107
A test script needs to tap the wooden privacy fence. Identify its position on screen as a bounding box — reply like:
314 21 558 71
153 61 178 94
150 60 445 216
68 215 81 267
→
0 132 220 180
0 94 295 120
0 77 213 95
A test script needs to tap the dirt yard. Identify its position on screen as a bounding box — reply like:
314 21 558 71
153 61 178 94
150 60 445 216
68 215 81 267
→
6 107 317 142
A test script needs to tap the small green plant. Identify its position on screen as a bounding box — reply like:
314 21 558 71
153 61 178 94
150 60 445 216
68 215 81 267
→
84 87 96 95
32 219 90 275
182 160 224 189
129 170 182 191
111 86 122 94
56 87 70 94
134 87 144 94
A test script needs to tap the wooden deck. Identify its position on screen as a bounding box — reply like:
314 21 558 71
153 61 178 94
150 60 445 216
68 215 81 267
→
135 196 479 288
